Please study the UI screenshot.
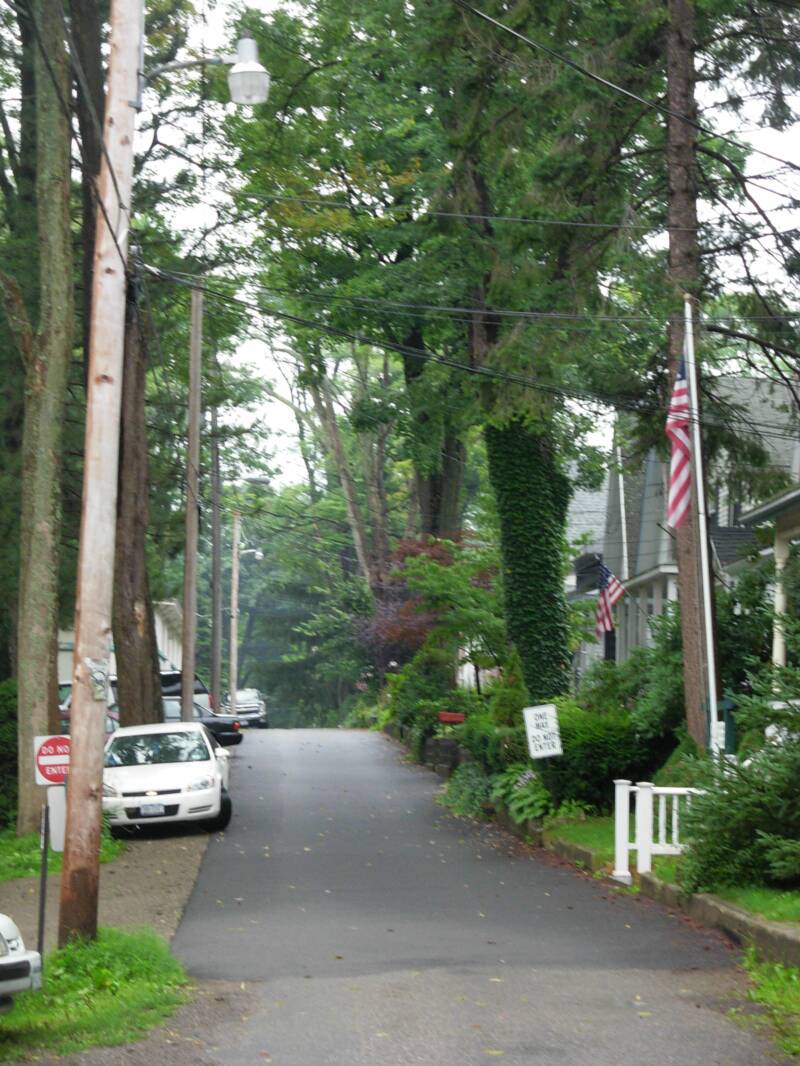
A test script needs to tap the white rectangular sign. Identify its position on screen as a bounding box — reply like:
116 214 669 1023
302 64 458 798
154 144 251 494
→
523 704 562 759
47 786 66 853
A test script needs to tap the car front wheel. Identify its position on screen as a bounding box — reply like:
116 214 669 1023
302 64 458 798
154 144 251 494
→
204 787 232 832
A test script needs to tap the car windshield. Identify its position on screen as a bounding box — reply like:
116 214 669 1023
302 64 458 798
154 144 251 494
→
104 731 210 767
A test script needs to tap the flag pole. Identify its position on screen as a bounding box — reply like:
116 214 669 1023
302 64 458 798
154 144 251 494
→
683 296 721 753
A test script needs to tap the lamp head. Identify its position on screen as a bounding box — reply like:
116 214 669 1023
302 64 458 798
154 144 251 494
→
228 36 270 105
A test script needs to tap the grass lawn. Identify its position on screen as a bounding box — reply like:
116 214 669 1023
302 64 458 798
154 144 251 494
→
0 827 124 882
0 928 188 1061
544 815 615 865
738 949 800 1058
652 857 800 924
546 822 800 925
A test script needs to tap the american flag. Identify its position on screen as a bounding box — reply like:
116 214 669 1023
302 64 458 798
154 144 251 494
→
666 359 691 529
596 561 625 637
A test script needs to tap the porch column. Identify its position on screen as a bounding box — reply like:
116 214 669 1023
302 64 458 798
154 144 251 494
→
773 529 790 668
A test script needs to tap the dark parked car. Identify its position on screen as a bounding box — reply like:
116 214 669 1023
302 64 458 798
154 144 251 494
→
157 671 213 713
162 698 242 746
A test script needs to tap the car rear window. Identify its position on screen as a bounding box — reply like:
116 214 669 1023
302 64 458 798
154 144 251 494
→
159 673 209 697
105 731 210 767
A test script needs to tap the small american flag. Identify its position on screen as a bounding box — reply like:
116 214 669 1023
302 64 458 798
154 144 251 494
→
596 561 625 637
666 359 691 529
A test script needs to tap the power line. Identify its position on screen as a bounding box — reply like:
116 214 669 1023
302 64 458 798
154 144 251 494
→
156 266 800 326
233 190 800 249
146 265 800 450
451 0 800 178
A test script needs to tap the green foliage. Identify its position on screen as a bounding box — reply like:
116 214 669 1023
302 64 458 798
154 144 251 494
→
539 699 647 811
0 928 187 1060
652 731 706 787
485 421 571 701
0 680 15 827
440 764 491 820
386 643 455 728
680 742 800 892
490 764 552 825
454 713 528 776
0 825 124 882
401 540 506 672
487 649 529 727
741 950 800 1059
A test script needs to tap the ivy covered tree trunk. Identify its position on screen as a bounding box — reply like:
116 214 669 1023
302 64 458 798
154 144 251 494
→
484 420 571 702
15 0 74 833
112 282 162 728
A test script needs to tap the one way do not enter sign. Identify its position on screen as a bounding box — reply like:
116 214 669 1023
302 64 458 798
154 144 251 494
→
34 735 71 786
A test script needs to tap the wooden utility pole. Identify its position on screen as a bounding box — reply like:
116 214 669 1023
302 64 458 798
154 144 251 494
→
666 0 719 750
58 0 143 945
210 408 222 712
181 288 202 721
229 509 240 716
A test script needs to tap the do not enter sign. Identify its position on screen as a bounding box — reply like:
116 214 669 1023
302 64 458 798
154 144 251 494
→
34 735 70 786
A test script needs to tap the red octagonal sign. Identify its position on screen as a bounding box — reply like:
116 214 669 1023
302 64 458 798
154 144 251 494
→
34 735 70 786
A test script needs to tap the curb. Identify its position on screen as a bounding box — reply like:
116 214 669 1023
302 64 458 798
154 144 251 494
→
382 724 800 968
543 834 606 873
639 872 800 968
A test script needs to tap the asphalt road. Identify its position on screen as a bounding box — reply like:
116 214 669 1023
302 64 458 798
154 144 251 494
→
171 729 774 1065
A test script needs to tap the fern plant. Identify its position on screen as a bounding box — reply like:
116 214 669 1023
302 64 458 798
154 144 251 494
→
490 763 552 825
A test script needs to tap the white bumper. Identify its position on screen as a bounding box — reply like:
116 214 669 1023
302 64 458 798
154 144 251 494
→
103 785 220 825
0 949 42 1003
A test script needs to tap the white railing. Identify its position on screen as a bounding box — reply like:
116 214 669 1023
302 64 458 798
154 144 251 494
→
611 779 704 885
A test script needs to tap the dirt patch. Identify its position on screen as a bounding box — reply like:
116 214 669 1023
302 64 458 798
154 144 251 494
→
0 827 209 953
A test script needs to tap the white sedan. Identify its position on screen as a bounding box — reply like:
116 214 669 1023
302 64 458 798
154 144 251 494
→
0 914 41 1013
102 722 232 832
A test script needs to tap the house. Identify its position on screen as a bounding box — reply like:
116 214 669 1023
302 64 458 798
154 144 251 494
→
569 377 798 674
58 599 184 686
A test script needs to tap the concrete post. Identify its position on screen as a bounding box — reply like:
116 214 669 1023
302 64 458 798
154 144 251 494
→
635 782 655 875
611 780 633 885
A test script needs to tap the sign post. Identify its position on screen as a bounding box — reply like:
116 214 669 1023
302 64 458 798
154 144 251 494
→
523 704 563 760
33 738 70 956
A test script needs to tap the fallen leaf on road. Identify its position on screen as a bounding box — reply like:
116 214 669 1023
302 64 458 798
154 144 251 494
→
482 1049 505 1056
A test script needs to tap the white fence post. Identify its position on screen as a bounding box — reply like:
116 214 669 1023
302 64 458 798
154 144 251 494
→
611 779 632 884
635 782 654 875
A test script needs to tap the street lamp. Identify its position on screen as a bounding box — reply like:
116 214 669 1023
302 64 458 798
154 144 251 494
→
227 37 271 105
138 36 270 721
137 35 270 109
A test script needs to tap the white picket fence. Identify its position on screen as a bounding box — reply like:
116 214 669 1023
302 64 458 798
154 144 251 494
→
611 779 704 885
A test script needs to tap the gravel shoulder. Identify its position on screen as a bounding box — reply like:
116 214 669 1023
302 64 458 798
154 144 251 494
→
0 828 209 954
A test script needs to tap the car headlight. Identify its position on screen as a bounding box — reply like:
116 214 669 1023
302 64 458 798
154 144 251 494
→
0 934 7 958
102 782 120 798
185 776 214 792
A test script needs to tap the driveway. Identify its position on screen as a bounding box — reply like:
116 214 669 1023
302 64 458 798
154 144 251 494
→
162 728 772 1065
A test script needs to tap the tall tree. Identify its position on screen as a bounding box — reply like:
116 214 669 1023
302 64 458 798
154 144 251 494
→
112 278 162 727
4 0 74 832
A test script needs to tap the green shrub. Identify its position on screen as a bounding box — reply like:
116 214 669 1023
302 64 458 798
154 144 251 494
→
652 729 706 787
680 742 800 892
539 698 647 810
385 643 455 728
0 680 16 828
440 764 492 819
454 713 528 775
487 648 529 727
490 764 551 824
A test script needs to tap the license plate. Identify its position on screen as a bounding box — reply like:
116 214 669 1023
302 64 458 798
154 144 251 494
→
139 803 165 817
